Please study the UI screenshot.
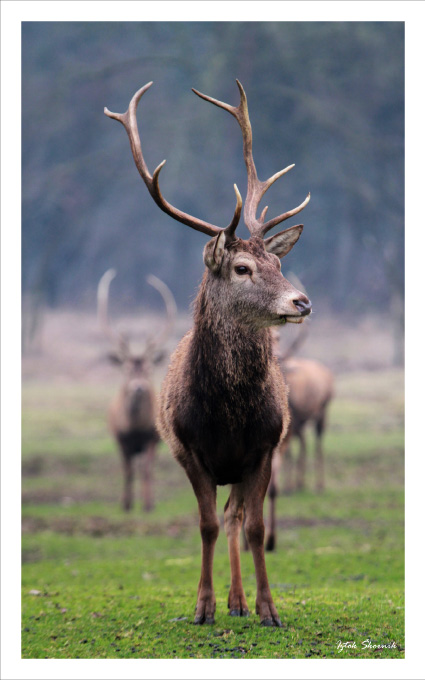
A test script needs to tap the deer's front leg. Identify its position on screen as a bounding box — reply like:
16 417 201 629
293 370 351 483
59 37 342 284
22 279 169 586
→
187 465 219 624
243 456 283 627
141 442 155 512
121 454 133 512
224 485 249 616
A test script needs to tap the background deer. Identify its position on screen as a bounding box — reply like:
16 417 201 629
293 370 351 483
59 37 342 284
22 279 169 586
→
264 325 334 550
97 268 176 512
281 360 334 493
105 80 311 627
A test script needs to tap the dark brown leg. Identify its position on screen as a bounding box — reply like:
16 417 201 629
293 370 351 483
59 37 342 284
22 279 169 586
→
295 430 307 491
282 439 294 494
186 465 219 624
242 456 283 627
224 485 249 616
141 442 155 511
314 414 325 492
265 449 281 551
121 455 133 511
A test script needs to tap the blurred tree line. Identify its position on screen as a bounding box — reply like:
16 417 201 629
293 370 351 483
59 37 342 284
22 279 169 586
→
22 22 404 358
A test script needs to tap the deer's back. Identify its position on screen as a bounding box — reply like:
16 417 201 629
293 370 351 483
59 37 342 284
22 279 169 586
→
284 358 333 423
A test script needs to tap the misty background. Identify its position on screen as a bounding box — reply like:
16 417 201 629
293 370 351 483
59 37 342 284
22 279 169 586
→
21 21 404 364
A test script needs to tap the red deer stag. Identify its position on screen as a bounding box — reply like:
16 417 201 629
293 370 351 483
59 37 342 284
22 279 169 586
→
264 327 334 550
98 268 176 512
105 80 311 627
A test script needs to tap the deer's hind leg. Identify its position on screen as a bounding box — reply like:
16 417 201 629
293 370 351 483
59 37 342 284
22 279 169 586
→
224 485 249 617
295 429 307 490
265 448 282 552
314 411 326 492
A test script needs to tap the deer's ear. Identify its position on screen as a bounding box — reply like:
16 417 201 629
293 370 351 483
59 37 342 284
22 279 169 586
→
264 224 303 259
203 230 227 272
152 350 166 365
107 351 123 365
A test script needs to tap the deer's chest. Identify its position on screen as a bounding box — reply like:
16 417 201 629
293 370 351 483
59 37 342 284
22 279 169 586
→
174 387 285 485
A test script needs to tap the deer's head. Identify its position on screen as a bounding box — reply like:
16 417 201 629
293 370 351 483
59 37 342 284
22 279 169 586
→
97 269 176 399
105 81 311 328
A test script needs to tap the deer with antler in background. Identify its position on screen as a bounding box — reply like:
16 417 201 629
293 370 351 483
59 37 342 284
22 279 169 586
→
98 269 176 512
105 80 311 627
264 324 334 551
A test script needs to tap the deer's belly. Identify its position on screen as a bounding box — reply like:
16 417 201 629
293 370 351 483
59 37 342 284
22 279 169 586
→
117 428 159 456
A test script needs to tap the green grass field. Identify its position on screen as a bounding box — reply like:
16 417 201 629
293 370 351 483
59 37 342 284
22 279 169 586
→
21 369 404 659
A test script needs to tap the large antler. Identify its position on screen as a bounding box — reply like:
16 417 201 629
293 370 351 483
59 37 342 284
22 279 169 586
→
104 83 242 240
144 274 177 356
97 269 130 361
192 80 310 238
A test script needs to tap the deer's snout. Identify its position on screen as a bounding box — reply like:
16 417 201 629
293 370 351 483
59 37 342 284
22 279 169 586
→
292 294 312 317
128 379 148 397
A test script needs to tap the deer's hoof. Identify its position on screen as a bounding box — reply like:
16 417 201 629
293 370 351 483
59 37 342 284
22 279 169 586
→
229 608 250 617
194 614 215 625
261 616 283 628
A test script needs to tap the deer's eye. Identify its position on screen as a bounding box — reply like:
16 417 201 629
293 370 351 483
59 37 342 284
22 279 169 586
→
235 265 251 276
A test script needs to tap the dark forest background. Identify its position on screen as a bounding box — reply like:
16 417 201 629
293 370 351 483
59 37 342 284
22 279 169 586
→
21 21 404 358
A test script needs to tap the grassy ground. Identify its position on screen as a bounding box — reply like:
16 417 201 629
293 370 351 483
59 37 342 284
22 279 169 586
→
21 368 404 659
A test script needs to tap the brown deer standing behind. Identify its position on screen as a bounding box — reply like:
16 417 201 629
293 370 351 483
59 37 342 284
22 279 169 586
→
98 269 176 512
282 358 334 493
264 326 334 550
105 80 311 627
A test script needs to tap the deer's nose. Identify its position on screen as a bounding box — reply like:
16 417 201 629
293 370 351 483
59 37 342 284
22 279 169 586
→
292 295 312 316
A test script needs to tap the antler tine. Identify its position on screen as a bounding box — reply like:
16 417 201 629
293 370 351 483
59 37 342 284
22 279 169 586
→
145 275 177 354
97 269 130 359
105 83 242 239
261 192 311 237
192 80 310 237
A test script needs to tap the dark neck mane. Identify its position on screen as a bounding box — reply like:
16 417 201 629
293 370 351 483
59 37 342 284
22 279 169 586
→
190 274 272 392
173 272 286 476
